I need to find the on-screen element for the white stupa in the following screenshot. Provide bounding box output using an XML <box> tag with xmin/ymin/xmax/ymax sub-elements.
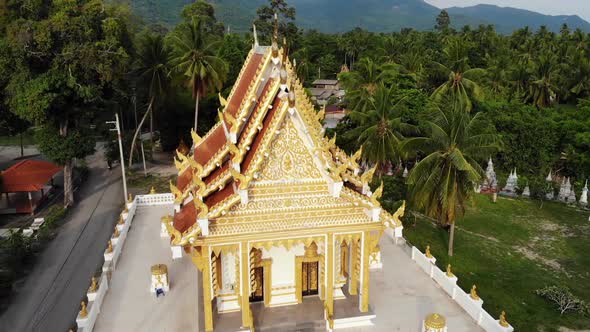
<box><xmin>580</xmin><ymin>180</ymin><xmax>588</xmax><ymax>207</ymax></box>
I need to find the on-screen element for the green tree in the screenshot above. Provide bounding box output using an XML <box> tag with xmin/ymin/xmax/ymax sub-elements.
<box><xmin>345</xmin><ymin>84</ymin><xmax>415</xmax><ymax>169</ymax></box>
<box><xmin>431</xmin><ymin>37</ymin><xmax>485</xmax><ymax>112</ymax></box>
<box><xmin>5</xmin><ymin>0</ymin><xmax>132</xmax><ymax>207</ymax></box>
<box><xmin>181</xmin><ymin>0</ymin><xmax>224</xmax><ymax>36</ymax></box>
<box><xmin>168</xmin><ymin>18</ymin><xmax>228</xmax><ymax>133</ymax></box>
<box><xmin>435</xmin><ymin>10</ymin><xmax>451</xmax><ymax>32</ymax></box>
<box><xmin>254</xmin><ymin>0</ymin><xmax>298</xmax><ymax>45</ymax></box>
<box><xmin>526</xmin><ymin>52</ymin><xmax>558</xmax><ymax>108</ymax></box>
<box><xmin>129</xmin><ymin>32</ymin><xmax>171</xmax><ymax>167</ymax></box>
<box><xmin>404</xmin><ymin>102</ymin><xmax>500</xmax><ymax>256</ymax></box>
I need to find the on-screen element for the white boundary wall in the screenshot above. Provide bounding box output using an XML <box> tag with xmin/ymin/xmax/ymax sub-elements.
<box><xmin>76</xmin><ymin>193</ymin><xmax>174</xmax><ymax>332</ymax></box>
<box><xmin>410</xmin><ymin>246</ymin><xmax>515</xmax><ymax>332</ymax></box>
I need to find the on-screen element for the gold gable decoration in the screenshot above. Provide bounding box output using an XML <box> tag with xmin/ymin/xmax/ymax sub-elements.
<box><xmin>258</xmin><ymin>117</ymin><xmax>322</xmax><ymax>181</ymax></box>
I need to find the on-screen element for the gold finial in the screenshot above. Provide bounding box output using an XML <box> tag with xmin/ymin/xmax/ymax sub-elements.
<box><xmin>288</xmin><ymin>90</ymin><xmax>296</xmax><ymax>108</ymax></box>
<box><xmin>127</xmin><ymin>193</ymin><xmax>133</xmax><ymax>203</ymax></box>
<box><xmin>107</xmin><ymin>240</ymin><xmax>113</xmax><ymax>253</ymax></box>
<box><xmin>79</xmin><ymin>301</ymin><xmax>88</xmax><ymax>318</ymax></box>
<box><xmin>149</xmin><ymin>186</ymin><xmax>156</xmax><ymax>195</ymax></box>
<box><xmin>425</xmin><ymin>245</ymin><xmax>433</xmax><ymax>258</ymax></box>
<box><xmin>113</xmin><ymin>226</ymin><xmax>119</xmax><ymax>238</ymax></box>
<box><xmin>470</xmin><ymin>285</ymin><xmax>480</xmax><ymax>300</ymax></box>
<box><xmin>424</xmin><ymin>313</ymin><xmax>446</xmax><ymax>329</ymax></box>
<box><xmin>304</xmin><ymin>242</ymin><xmax>319</xmax><ymax>258</ymax></box>
<box><xmin>89</xmin><ymin>277</ymin><xmax>98</xmax><ymax>292</ymax></box>
<box><xmin>273</xmin><ymin>12</ymin><xmax>279</xmax><ymax>42</ymax></box>
<box><xmin>446</xmin><ymin>264</ymin><xmax>454</xmax><ymax>277</ymax></box>
<box><xmin>191</xmin><ymin>128</ymin><xmax>202</xmax><ymax>146</ymax></box>
<box><xmin>499</xmin><ymin>310</ymin><xmax>509</xmax><ymax>327</ymax></box>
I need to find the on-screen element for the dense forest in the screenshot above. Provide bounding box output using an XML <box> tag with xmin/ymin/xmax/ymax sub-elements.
<box><xmin>1</xmin><ymin>0</ymin><xmax>589</xmax><ymax>206</ymax></box>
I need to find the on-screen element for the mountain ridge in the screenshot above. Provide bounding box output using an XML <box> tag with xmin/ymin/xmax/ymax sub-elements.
<box><xmin>128</xmin><ymin>0</ymin><xmax>590</xmax><ymax>34</ymax></box>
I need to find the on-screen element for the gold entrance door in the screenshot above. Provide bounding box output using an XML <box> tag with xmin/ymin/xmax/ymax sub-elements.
<box><xmin>302</xmin><ymin>261</ymin><xmax>319</xmax><ymax>296</ymax></box>
<box><xmin>250</xmin><ymin>266</ymin><xmax>264</xmax><ymax>302</ymax></box>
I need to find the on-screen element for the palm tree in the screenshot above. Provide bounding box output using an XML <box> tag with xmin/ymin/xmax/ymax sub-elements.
<box><xmin>404</xmin><ymin>102</ymin><xmax>500</xmax><ymax>256</ymax></box>
<box><xmin>345</xmin><ymin>84</ymin><xmax>415</xmax><ymax>170</ymax></box>
<box><xmin>431</xmin><ymin>37</ymin><xmax>485</xmax><ymax>112</ymax></box>
<box><xmin>129</xmin><ymin>33</ymin><xmax>171</xmax><ymax>167</ymax></box>
<box><xmin>168</xmin><ymin>18</ymin><xmax>228</xmax><ymax>132</ymax></box>
<box><xmin>339</xmin><ymin>58</ymin><xmax>399</xmax><ymax>113</ymax></box>
<box><xmin>526</xmin><ymin>52</ymin><xmax>558</xmax><ymax>108</ymax></box>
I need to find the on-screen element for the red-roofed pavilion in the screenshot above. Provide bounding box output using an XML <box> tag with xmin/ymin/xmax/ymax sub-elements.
<box><xmin>1</xmin><ymin>160</ymin><xmax>61</xmax><ymax>215</ymax></box>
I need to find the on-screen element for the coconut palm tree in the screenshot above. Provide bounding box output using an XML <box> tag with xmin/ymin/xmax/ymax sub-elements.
<box><xmin>526</xmin><ymin>52</ymin><xmax>558</xmax><ymax>108</ymax></box>
<box><xmin>168</xmin><ymin>18</ymin><xmax>228</xmax><ymax>132</ymax></box>
<box><xmin>431</xmin><ymin>37</ymin><xmax>485</xmax><ymax>112</ymax></box>
<box><xmin>128</xmin><ymin>33</ymin><xmax>171</xmax><ymax>167</ymax></box>
<box><xmin>403</xmin><ymin>102</ymin><xmax>500</xmax><ymax>256</ymax></box>
<box><xmin>345</xmin><ymin>84</ymin><xmax>415</xmax><ymax>169</ymax></box>
<box><xmin>339</xmin><ymin>58</ymin><xmax>399</xmax><ymax>113</ymax></box>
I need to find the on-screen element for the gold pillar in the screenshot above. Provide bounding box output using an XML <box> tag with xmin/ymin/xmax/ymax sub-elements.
<box><xmin>360</xmin><ymin>231</ymin><xmax>371</xmax><ymax>312</ymax></box>
<box><xmin>240</xmin><ymin>241</ymin><xmax>252</xmax><ymax>328</ymax></box>
<box><xmin>202</xmin><ymin>246</ymin><xmax>214</xmax><ymax>332</ymax></box>
<box><xmin>349</xmin><ymin>239</ymin><xmax>359</xmax><ymax>295</ymax></box>
<box><xmin>325</xmin><ymin>233</ymin><xmax>334</xmax><ymax>317</ymax></box>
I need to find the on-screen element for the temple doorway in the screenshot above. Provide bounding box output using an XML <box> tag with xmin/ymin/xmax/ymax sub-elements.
<box><xmin>302</xmin><ymin>261</ymin><xmax>319</xmax><ymax>296</ymax></box>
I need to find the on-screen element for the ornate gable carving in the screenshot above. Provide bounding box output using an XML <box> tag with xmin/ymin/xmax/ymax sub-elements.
<box><xmin>257</xmin><ymin>116</ymin><xmax>322</xmax><ymax>181</ymax></box>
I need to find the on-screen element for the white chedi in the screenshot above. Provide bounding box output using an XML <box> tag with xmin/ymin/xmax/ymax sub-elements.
<box><xmin>567</xmin><ymin>185</ymin><xmax>577</xmax><ymax>204</ymax></box>
<box><xmin>522</xmin><ymin>185</ymin><xmax>531</xmax><ymax>197</ymax></box>
<box><xmin>580</xmin><ymin>180</ymin><xmax>588</xmax><ymax>207</ymax></box>
<box><xmin>402</xmin><ymin>166</ymin><xmax>408</xmax><ymax>178</ymax></box>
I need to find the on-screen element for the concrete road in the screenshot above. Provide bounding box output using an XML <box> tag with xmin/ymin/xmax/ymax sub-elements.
<box><xmin>0</xmin><ymin>147</ymin><xmax>126</xmax><ymax>332</ymax></box>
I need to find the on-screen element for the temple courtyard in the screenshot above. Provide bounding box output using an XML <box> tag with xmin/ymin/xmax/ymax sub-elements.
<box><xmin>94</xmin><ymin>205</ymin><xmax>482</xmax><ymax>331</ymax></box>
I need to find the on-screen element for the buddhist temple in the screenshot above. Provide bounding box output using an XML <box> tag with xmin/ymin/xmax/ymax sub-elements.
<box><xmin>164</xmin><ymin>24</ymin><xmax>403</xmax><ymax>331</ymax></box>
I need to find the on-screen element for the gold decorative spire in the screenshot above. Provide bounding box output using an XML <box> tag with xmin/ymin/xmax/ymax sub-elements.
<box><xmin>304</xmin><ymin>242</ymin><xmax>319</xmax><ymax>258</ymax></box>
<box><xmin>107</xmin><ymin>240</ymin><xmax>113</xmax><ymax>253</ymax></box>
<box><xmin>89</xmin><ymin>277</ymin><xmax>98</xmax><ymax>292</ymax></box>
<box><xmin>273</xmin><ymin>12</ymin><xmax>279</xmax><ymax>43</ymax></box>
<box><xmin>191</xmin><ymin>128</ymin><xmax>202</xmax><ymax>146</ymax></box>
<box><xmin>118</xmin><ymin>215</ymin><xmax>124</xmax><ymax>225</ymax></box>
<box><xmin>149</xmin><ymin>186</ymin><xmax>156</xmax><ymax>195</ymax></box>
<box><xmin>499</xmin><ymin>310</ymin><xmax>509</xmax><ymax>327</ymax></box>
<box><xmin>425</xmin><ymin>245</ymin><xmax>433</xmax><ymax>258</ymax></box>
<box><xmin>446</xmin><ymin>264</ymin><xmax>454</xmax><ymax>277</ymax></box>
<box><xmin>470</xmin><ymin>285</ymin><xmax>480</xmax><ymax>300</ymax></box>
<box><xmin>79</xmin><ymin>301</ymin><xmax>88</xmax><ymax>318</ymax></box>
<box><xmin>113</xmin><ymin>226</ymin><xmax>119</xmax><ymax>238</ymax></box>
<box><xmin>218</xmin><ymin>92</ymin><xmax>228</xmax><ymax>107</ymax></box>
<box><xmin>370</xmin><ymin>181</ymin><xmax>384</xmax><ymax>206</ymax></box>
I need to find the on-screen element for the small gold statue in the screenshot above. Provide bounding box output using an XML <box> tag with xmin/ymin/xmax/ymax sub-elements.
<box><xmin>446</xmin><ymin>264</ymin><xmax>454</xmax><ymax>277</ymax></box>
<box><xmin>113</xmin><ymin>227</ymin><xmax>119</xmax><ymax>238</ymax></box>
<box><xmin>118</xmin><ymin>215</ymin><xmax>125</xmax><ymax>225</ymax></box>
<box><xmin>107</xmin><ymin>240</ymin><xmax>113</xmax><ymax>253</ymax></box>
<box><xmin>499</xmin><ymin>310</ymin><xmax>509</xmax><ymax>327</ymax></box>
<box><xmin>149</xmin><ymin>186</ymin><xmax>156</xmax><ymax>195</ymax></box>
<box><xmin>89</xmin><ymin>277</ymin><xmax>98</xmax><ymax>292</ymax></box>
<box><xmin>425</xmin><ymin>245</ymin><xmax>433</xmax><ymax>258</ymax></box>
<box><xmin>470</xmin><ymin>285</ymin><xmax>480</xmax><ymax>300</ymax></box>
<box><xmin>123</xmin><ymin>204</ymin><xmax>129</xmax><ymax>213</ymax></box>
<box><xmin>127</xmin><ymin>193</ymin><xmax>133</xmax><ymax>203</ymax></box>
<box><xmin>79</xmin><ymin>301</ymin><xmax>88</xmax><ymax>318</ymax></box>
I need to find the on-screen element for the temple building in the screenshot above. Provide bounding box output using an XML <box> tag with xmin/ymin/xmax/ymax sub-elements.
<box><xmin>164</xmin><ymin>27</ymin><xmax>403</xmax><ymax>331</ymax></box>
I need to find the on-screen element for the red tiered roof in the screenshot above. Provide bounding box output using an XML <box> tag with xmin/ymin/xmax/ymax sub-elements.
<box><xmin>1</xmin><ymin>160</ymin><xmax>61</xmax><ymax>193</ymax></box>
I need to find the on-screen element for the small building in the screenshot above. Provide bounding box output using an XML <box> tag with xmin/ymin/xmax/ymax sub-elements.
<box><xmin>0</xmin><ymin>159</ymin><xmax>61</xmax><ymax>215</ymax></box>
<box><xmin>309</xmin><ymin>79</ymin><xmax>346</xmax><ymax>106</ymax></box>
<box><xmin>324</xmin><ymin>104</ymin><xmax>347</xmax><ymax>129</ymax></box>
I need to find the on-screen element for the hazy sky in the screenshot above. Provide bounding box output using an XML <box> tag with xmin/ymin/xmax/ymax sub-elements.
<box><xmin>425</xmin><ymin>0</ymin><xmax>590</xmax><ymax>22</ymax></box>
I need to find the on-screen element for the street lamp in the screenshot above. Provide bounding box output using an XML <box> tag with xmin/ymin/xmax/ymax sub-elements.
<box><xmin>106</xmin><ymin>113</ymin><xmax>128</xmax><ymax>202</ymax></box>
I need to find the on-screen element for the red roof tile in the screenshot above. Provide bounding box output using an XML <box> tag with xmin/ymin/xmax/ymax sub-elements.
<box><xmin>204</xmin><ymin>183</ymin><xmax>235</xmax><ymax>209</ymax></box>
<box><xmin>242</xmin><ymin>95</ymin><xmax>282</xmax><ymax>173</ymax></box>
<box><xmin>173</xmin><ymin>201</ymin><xmax>197</xmax><ymax>233</ymax></box>
<box><xmin>1</xmin><ymin>160</ymin><xmax>61</xmax><ymax>193</ymax></box>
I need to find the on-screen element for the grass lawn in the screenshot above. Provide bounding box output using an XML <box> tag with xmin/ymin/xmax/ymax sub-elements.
<box><xmin>403</xmin><ymin>194</ymin><xmax>590</xmax><ymax>332</ymax></box>
<box><xmin>126</xmin><ymin>170</ymin><xmax>175</xmax><ymax>194</ymax></box>
<box><xmin>0</xmin><ymin>130</ymin><xmax>35</xmax><ymax>146</ymax></box>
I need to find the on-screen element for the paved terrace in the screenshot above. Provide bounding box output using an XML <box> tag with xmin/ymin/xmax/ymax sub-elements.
<box><xmin>94</xmin><ymin>204</ymin><xmax>482</xmax><ymax>332</ymax></box>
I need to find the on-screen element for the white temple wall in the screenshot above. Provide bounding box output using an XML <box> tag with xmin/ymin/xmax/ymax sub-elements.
<box><xmin>221</xmin><ymin>252</ymin><xmax>236</xmax><ymax>291</ymax></box>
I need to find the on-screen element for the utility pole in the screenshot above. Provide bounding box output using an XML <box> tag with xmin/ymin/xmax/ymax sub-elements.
<box><xmin>106</xmin><ymin>113</ymin><xmax>128</xmax><ymax>202</ymax></box>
